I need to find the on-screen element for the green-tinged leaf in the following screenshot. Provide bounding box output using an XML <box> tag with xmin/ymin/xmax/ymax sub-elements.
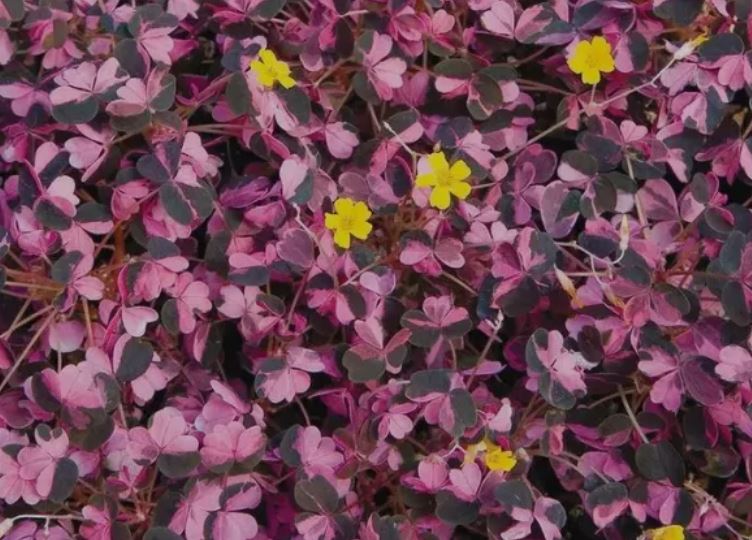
<box><xmin>35</xmin><ymin>199</ymin><xmax>72</xmax><ymax>231</ymax></box>
<box><xmin>342</xmin><ymin>350</ymin><xmax>385</xmax><ymax>382</ymax></box>
<box><xmin>294</xmin><ymin>475</ymin><xmax>340</xmax><ymax>513</ymax></box>
<box><xmin>116</xmin><ymin>338</ymin><xmax>153</xmax><ymax>383</ymax></box>
<box><xmin>226</xmin><ymin>72</ymin><xmax>252</xmax><ymax>116</ymax></box>
<box><xmin>52</xmin><ymin>97</ymin><xmax>98</xmax><ymax>125</ymax></box>
<box><xmin>719</xmin><ymin>231</ymin><xmax>745</xmax><ymax>273</ymax></box>
<box><xmin>157</xmin><ymin>452</ymin><xmax>200</xmax><ymax>478</ymax></box>
<box><xmin>435</xmin><ymin>491</ymin><xmax>479</xmax><ymax>525</ymax></box>
<box><xmin>159</xmin><ymin>183</ymin><xmax>193</xmax><ymax>225</ymax></box>
<box><xmin>161</xmin><ymin>299</ymin><xmax>180</xmax><ymax>335</ymax></box>
<box><xmin>151</xmin><ymin>74</ymin><xmax>176</xmax><ymax>112</ymax></box>
<box><xmin>229</xmin><ymin>266</ymin><xmax>269</xmax><ymax>286</ymax></box>
<box><xmin>434</xmin><ymin>59</ymin><xmax>474</xmax><ymax>79</ymax></box>
<box><xmin>114</xmin><ymin>38</ymin><xmax>146</xmax><ymax>78</ymax></box>
<box><xmin>405</xmin><ymin>370</ymin><xmax>451</xmax><ymax>399</ymax></box>
<box><xmin>449</xmin><ymin>388</ymin><xmax>477</xmax><ymax>436</ymax></box>
<box><xmin>278</xmin><ymin>86</ymin><xmax>311</xmax><ymax>124</ymax></box>
<box><xmin>635</xmin><ymin>441</ymin><xmax>685</xmax><ymax>486</ymax></box>
<box><xmin>49</xmin><ymin>457</ymin><xmax>78</xmax><ymax>503</ymax></box>
<box><xmin>494</xmin><ymin>479</ymin><xmax>533</xmax><ymax>511</ymax></box>
<box><xmin>279</xmin><ymin>425</ymin><xmax>303</xmax><ymax>467</ymax></box>
<box><xmin>722</xmin><ymin>281</ymin><xmax>751</xmax><ymax>326</ymax></box>
<box><xmin>51</xmin><ymin>251</ymin><xmax>84</xmax><ymax>283</ymax></box>
<box><xmin>144</xmin><ymin>528</ymin><xmax>183</xmax><ymax>540</ymax></box>
<box><xmin>252</xmin><ymin>0</ymin><xmax>287</xmax><ymax>18</ymax></box>
<box><xmin>2</xmin><ymin>0</ymin><xmax>24</xmax><ymax>21</ymax></box>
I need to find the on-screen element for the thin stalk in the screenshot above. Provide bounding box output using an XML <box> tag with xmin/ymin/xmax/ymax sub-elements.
<box><xmin>82</xmin><ymin>298</ymin><xmax>94</xmax><ymax>347</ymax></box>
<box><xmin>1</xmin><ymin>304</ymin><xmax>53</xmax><ymax>340</ymax></box>
<box><xmin>466</xmin><ymin>311</ymin><xmax>505</xmax><ymax>388</ymax></box>
<box><xmin>440</xmin><ymin>271</ymin><xmax>476</xmax><ymax>295</ymax></box>
<box><xmin>0</xmin><ymin>311</ymin><xmax>56</xmax><ymax>393</ymax></box>
<box><xmin>619</xmin><ymin>385</ymin><xmax>648</xmax><ymax>443</ymax></box>
<box><xmin>2</xmin><ymin>298</ymin><xmax>31</xmax><ymax>339</ymax></box>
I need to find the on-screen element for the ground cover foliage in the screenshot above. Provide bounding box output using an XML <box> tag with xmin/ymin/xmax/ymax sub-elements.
<box><xmin>0</xmin><ymin>0</ymin><xmax>752</xmax><ymax>539</ymax></box>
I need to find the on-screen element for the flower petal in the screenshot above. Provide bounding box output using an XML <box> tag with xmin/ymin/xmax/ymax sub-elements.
<box><xmin>259</xmin><ymin>49</ymin><xmax>277</xmax><ymax>65</ymax></box>
<box><xmin>324</xmin><ymin>213</ymin><xmax>340</xmax><ymax>230</ymax></box>
<box><xmin>485</xmin><ymin>449</ymin><xmax>516</xmax><ymax>472</ymax></box>
<box><xmin>567</xmin><ymin>41</ymin><xmax>591</xmax><ymax>74</ymax></box>
<box><xmin>334</xmin><ymin>228</ymin><xmax>351</xmax><ymax>249</ymax></box>
<box><xmin>450</xmin><ymin>160</ymin><xmax>471</xmax><ymax>181</ymax></box>
<box><xmin>334</xmin><ymin>197</ymin><xmax>355</xmax><ymax>215</ymax></box>
<box><xmin>449</xmin><ymin>181</ymin><xmax>471</xmax><ymax>200</ymax></box>
<box><xmin>251</xmin><ymin>62</ymin><xmax>275</xmax><ymax>87</ymax></box>
<box><xmin>581</xmin><ymin>68</ymin><xmax>601</xmax><ymax>85</ymax></box>
<box><xmin>590</xmin><ymin>36</ymin><xmax>612</xmax><ymax>57</ymax></box>
<box><xmin>278</xmin><ymin>74</ymin><xmax>296</xmax><ymax>89</ymax></box>
<box><xmin>416</xmin><ymin>172</ymin><xmax>438</xmax><ymax>187</ymax></box>
<box><xmin>352</xmin><ymin>201</ymin><xmax>372</xmax><ymax>222</ymax></box>
<box><xmin>430</xmin><ymin>186</ymin><xmax>451</xmax><ymax>209</ymax></box>
<box><xmin>596</xmin><ymin>55</ymin><xmax>615</xmax><ymax>73</ymax></box>
<box><xmin>427</xmin><ymin>151</ymin><xmax>449</xmax><ymax>173</ymax></box>
<box><xmin>350</xmin><ymin>221</ymin><xmax>372</xmax><ymax>240</ymax></box>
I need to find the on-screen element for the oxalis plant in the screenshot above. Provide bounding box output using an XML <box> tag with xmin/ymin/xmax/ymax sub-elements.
<box><xmin>0</xmin><ymin>0</ymin><xmax>752</xmax><ymax>539</ymax></box>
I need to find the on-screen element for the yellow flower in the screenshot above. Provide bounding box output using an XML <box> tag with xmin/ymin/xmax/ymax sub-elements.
<box><xmin>250</xmin><ymin>48</ymin><xmax>296</xmax><ymax>89</ymax></box>
<box><xmin>325</xmin><ymin>197</ymin><xmax>373</xmax><ymax>249</ymax></box>
<box><xmin>465</xmin><ymin>439</ymin><xmax>517</xmax><ymax>472</ymax></box>
<box><xmin>415</xmin><ymin>151</ymin><xmax>472</xmax><ymax>210</ymax></box>
<box><xmin>464</xmin><ymin>440</ymin><xmax>488</xmax><ymax>464</ymax></box>
<box><xmin>567</xmin><ymin>36</ymin><xmax>615</xmax><ymax>85</ymax></box>
<box><xmin>691</xmin><ymin>33</ymin><xmax>709</xmax><ymax>47</ymax></box>
<box><xmin>485</xmin><ymin>448</ymin><xmax>517</xmax><ymax>472</ymax></box>
<box><xmin>649</xmin><ymin>525</ymin><xmax>684</xmax><ymax>540</ymax></box>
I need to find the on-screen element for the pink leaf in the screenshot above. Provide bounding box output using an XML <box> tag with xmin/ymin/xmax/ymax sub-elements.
<box><xmin>717</xmin><ymin>345</ymin><xmax>752</xmax><ymax>383</ymax></box>
<box><xmin>325</xmin><ymin>122</ymin><xmax>359</xmax><ymax>159</ymax></box>
<box><xmin>417</xmin><ymin>454</ymin><xmax>448</xmax><ymax>490</ymax></box>
<box><xmin>481</xmin><ymin>1</ymin><xmax>515</xmax><ymax>39</ymax></box>
<box><xmin>121</xmin><ymin>306</ymin><xmax>159</xmax><ymax>337</ymax></box>
<box><xmin>48</xmin><ymin>321</ymin><xmax>85</xmax><ymax>353</ymax></box>
<box><xmin>279</xmin><ymin>157</ymin><xmax>310</xmax><ymax>201</ymax></box>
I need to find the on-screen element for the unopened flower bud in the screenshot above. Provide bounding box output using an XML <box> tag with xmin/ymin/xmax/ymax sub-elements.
<box><xmin>0</xmin><ymin>518</ymin><xmax>15</xmax><ymax>537</ymax></box>
<box><xmin>619</xmin><ymin>214</ymin><xmax>630</xmax><ymax>252</ymax></box>
<box><xmin>555</xmin><ymin>266</ymin><xmax>577</xmax><ymax>299</ymax></box>
<box><xmin>673</xmin><ymin>33</ymin><xmax>708</xmax><ymax>60</ymax></box>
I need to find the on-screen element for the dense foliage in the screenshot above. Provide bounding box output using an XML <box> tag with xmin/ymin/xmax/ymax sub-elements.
<box><xmin>1</xmin><ymin>0</ymin><xmax>752</xmax><ymax>539</ymax></box>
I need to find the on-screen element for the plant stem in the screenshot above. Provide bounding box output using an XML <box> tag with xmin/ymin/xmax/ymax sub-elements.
<box><xmin>1</xmin><ymin>297</ymin><xmax>31</xmax><ymax>339</ymax></box>
<box><xmin>1</xmin><ymin>304</ymin><xmax>54</xmax><ymax>341</ymax></box>
<box><xmin>0</xmin><ymin>310</ymin><xmax>56</xmax><ymax>393</ymax></box>
<box><xmin>619</xmin><ymin>385</ymin><xmax>648</xmax><ymax>444</ymax></box>
<box><xmin>295</xmin><ymin>396</ymin><xmax>311</xmax><ymax>426</ymax></box>
<box><xmin>466</xmin><ymin>311</ymin><xmax>505</xmax><ymax>388</ymax></box>
<box><xmin>440</xmin><ymin>271</ymin><xmax>476</xmax><ymax>295</ymax></box>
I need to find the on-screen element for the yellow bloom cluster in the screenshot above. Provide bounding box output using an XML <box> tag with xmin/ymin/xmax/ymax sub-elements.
<box><xmin>649</xmin><ymin>525</ymin><xmax>684</xmax><ymax>540</ymax></box>
<box><xmin>250</xmin><ymin>48</ymin><xmax>296</xmax><ymax>89</ymax></box>
<box><xmin>466</xmin><ymin>439</ymin><xmax>517</xmax><ymax>472</ymax></box>
<box><xmin>416</xmin><ymin>151</ymin><xmax>472</xmax><ymax>210</ymax></box>
<box><xmin>567</xmin><ymin>36</ymin><xmax>615</xmax><ymax>85</ymax></box>
<box><xmin>325</xmin><ymin>197</ymin><xmax>373</xmax><ymax>249</ymax></box>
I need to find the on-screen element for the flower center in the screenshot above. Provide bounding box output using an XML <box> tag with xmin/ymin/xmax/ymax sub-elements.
<box><xmin>338</xmin><ymin>214</ymin><xmax>354</xmax><ymax>232</ymax></box>
<box><xmin>266</xmin><ymin>63</ymin><xmax>281</xmax><ymax>79</ymax></box>
<box><xmin>584</xmin><ymin>51</ymin><xmax>600</xmax><ymax>69</ymax></box>
<box><xmin>436</xmin><ymin>169</ymin><xmax>453</xmax><ymax>187</ymax></box>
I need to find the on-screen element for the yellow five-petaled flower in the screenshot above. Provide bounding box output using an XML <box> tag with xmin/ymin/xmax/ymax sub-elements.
<box><xmin>649</xmin><ymin>525</ymin><xmax>684</xmax><ymax>540</ymax></box>
<box><xmin>250</xmin><ymin>48</ymin><xmax>296</xmax><ymax>89</ymax></box>
<box><xmin>465</xmin><ymin>439</ymin><xmax>517</xmax><ymax>473</ymax></box>
<box><xmin>416</xmin><ymin>151</ymin><xmax>472</xmax><ymax>210</ymax></box>
<box><xmin>325</xmin><ymin>197</ymin><xmax>373</xmax><ymax>249</ymax></box>
<box><xmin>485</xmin><ymin>447</ymin><xmax>517</xmax><ymax>472</ymax></box>
<box><xmin>567</xmin><ymin>36</ymin><xmax>615</xmax><ymax>85</ymax></box>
